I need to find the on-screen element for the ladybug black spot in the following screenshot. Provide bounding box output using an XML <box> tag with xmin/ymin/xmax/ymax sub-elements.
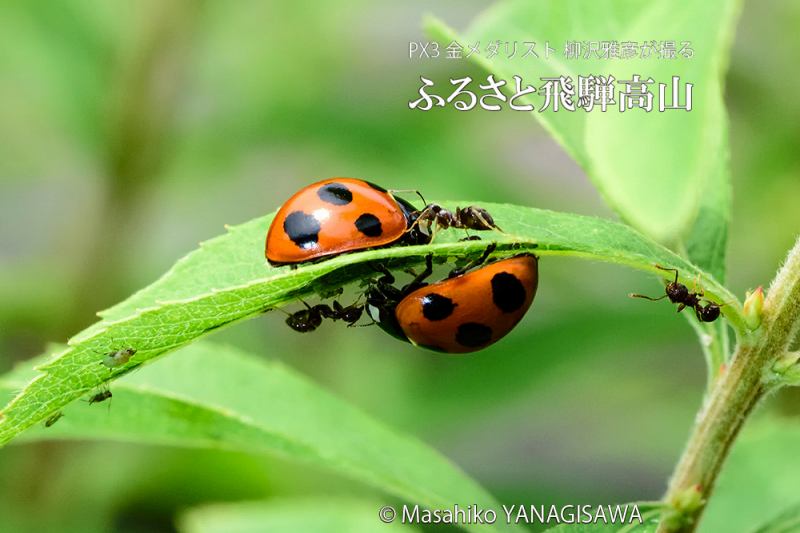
<box><xmin>421</xmin><ymin>293</ymin><xmax>456</xmax><ymax>321</ymax></box>
<box><xmin>284</xmin><ymin>211</ymin><xmax>321</xmax><ymax>250</ymax></box>
<box><xmin>355</xmin><ymin>213</ymin><xmax>383</xmax><ymax>237</ymax></box>
<box><xmin>491</xmin><ymin>272</ymin><xmax>526</xmax><ymax>313</ymax></box>
<box><xmin>317</xmin><ymin>183</ymin><xmax>353</xmax><ymax>205</ymax></box>
<box><xmin>455</xmin><ymin>322</ymin><xmax>492</xmax><ymax>348</ymax></box>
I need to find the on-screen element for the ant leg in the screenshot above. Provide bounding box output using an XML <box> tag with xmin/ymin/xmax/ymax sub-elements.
<box><xmin>370</xmin><ymin>263</ymin><xmax>396</xmax><ymax>285</ymax></box>
<box><xmin>404</xmin><ymin>204</ymin><xmax>436</xmax><ymax>237</ymax></box>
<box><xmin>404</xmin><ymin>214</ymin><xmax>423</xmax><ymax>235</ymax></box>
<box><xmin>428</xmin><ymin>220</ymin><xmax>439</xmax><ymax>243</ymax></box>
<box><xmin>448</xmin><ymin>243</ymin><xmax>497</xmax><ymax>278</ymax></box>
<box><xmin>408</xmin><ymin>254</ymin><xmax>434</xmax><ymax>288</ymax></box>
<box><xmin>692</xmin><ymin>275</ymin><xmax>705</xmax><ymax>298</ymax></box>
<box><xmin>654</xmin><ymin>264</ymin><xmax>680</xmax><ymax>285</ymax></box>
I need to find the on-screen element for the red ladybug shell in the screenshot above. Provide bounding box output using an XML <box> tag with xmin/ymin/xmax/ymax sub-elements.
<box><xmin>395</xmin><ymin>255</ymin><xmax>538</xmax><ymax>353</ymax></box>
<box><xmin>266</xmin><ymin>178</ymin><xmax>412</xmax><ymax>265</ymax></box>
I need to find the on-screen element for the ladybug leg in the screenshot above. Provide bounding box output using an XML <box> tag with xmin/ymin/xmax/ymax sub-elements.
<box><xmin>448</xmin><ymin>243</ymin><xmax>497</xmax><ymax>278</ymax></box>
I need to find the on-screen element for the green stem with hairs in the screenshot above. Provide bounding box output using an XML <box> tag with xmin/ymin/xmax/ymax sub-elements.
<box><xmin>659</xmin><ymin>237</ymin><xmax>800</xmax><ymax>532</ymax></box>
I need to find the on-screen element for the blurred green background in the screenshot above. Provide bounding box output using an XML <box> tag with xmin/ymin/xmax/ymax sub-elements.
<box><xmin>0</xmin><ymin>1</ymin><xmax>798</xmax><ymax>532</ymax></box>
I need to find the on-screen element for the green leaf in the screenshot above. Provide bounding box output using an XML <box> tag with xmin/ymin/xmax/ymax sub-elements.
<box><xmin>0</xmin><ymin>203</ymin><xmax>745</xmax><ymax>445</ymax></box>
<box><xmin>179</xmin><ymin>498</ymin><xmax>420</xmax><ymax>533</ymax></box>
<box><xmin>752</xmin><ymin>502</ymin><xmax>800</xmax><ymax>533</ymax></box>
<box><xmin>426</xmin><ymin>0</ymin><xmax>741</xmax><ymax>244</ymax></box>
<box><xmin>700</xmin><ymin>418</ymin><xmax>800</xmax><ymax>533</ymax></box>
<box><xmin>2</xmin><ymin>342</ymin><xmax>513</xmax><ymax>533</ymax></box>
<box><xmin>682</xmin><ymin>129</ymin><xmax>732</xmax><ymax>283</ymax></box>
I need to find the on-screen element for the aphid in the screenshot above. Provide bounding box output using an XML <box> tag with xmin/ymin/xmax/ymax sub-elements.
<box><xmin>44</xmin><ymin>411</ymin><xmax>63</xmax><ymax>427</ymax></box>
<box><xmin>629</xmin><ymin>265</ymin><xmax>722</xmax><ymax>323</ymax></box>
<box><xmin>285</xmin><ymin>300</ymin><xmax>364</xmax><ymax>333</ymax></box>
<box><xmin>365</xmin><ymin>244</ymin><xmax>539</xmax><ymax>353</ymax></box>
<box><xmin>101</xmin><ymin>347</ymin><xmax>137</xmax><ymax>369</ymax></box>
<box><xmin>265</xmin><ymin>178</ymin><xmax>430</xmax><ymax>265</ymax></box>
<box><xmin>88</xmin><ymin>389</ymin><xmax>113</xmax><ymax>405</ymax></box>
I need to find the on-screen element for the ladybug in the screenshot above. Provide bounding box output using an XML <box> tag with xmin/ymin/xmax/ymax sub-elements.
<box><xmin>266</xmin><ymin>178</ymin><xmax>430</xmax><ymax>265</ymax></box>
<box><xmin>366</xmin><ymin>245</ymin><xmax>539</xmax><ymax>353</ymax></box>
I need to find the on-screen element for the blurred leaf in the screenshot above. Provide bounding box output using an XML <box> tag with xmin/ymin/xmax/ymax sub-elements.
<box><xmin>0</xmin><ymin>203</ymin><xmax>744</xmax><ymax>445</ymax></box>
<box><xmin>699</xmin><ymin>417</ymin><xmax>800</xmax><ymax>532</ymax></box>
<box><xmin>752</xmin><ymin>501</ymin><xmax>800</xmax><ymax>533</ymax></box>
<box><xmin>2</xmin><ymin>342</ymin><xmax>515</xmax><ymax>533</ymax></box>
<box><xmin>427</xmin><ymin>0</ymin><xmax>741</xmax><ymax>244</ymax></box>
<box><xmin>683</xmin><ymin>135</ymin><xmax>732</xmax><ymax>282</ymax></box>
<box><xmin>179</xmin><ymin>498</ymin><xmax>418</xmax><ymax>533</ymax></box>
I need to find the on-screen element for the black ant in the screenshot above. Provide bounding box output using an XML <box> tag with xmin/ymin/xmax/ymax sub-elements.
<box><xmin>411</xmin><ymin>204</ymin><xmax>502</xmax><ymax>239</ymax></box>
<box><xmin>284</xmin><ymin>300</ymin><xmax>364</xmax><ymax>333</ymax></box>
<box><xmin>630</xmin><ymin>265</ymin><xmax>722</xmax><ymax>323</ymax></box>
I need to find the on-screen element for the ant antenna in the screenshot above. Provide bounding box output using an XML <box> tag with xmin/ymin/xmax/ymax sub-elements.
<box><xmin>654</xmin><ymin>264</ymin><xmax>680</xmax><ymax>285</ymax></box>
<box><xmin>629</xmin><ymin>293</ymin><xmax>668</xmax><ymax>302</ymax></box>
<box><xmin>389</xmin><ymin>188</ymin><xmax>427</xmax><ymax>205</ymax></box>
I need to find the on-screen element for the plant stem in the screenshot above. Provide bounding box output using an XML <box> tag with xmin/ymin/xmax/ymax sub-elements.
<box><xmin>659</xmin><ymin>237</ymin><xmax>800</xmax><ymax>533</ymax></box>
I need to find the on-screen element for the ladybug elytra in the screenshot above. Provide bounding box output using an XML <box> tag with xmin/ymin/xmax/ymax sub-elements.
<box><xmin>365</xmin><ymin>245</ymin><xmax>539</xmax><ymax>353</ymax></box>
<box><xmin>266</xmin><ymin>178</ymin><xmax>429</xmax><ymax>265</ymax></box>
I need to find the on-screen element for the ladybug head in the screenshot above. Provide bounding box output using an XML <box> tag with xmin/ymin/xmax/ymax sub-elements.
<box><xmin>394</xmin><ymin>196</ymin><xmax>432</xmax><ymax>246</ymax></box>
<box><xmin>364</xmin><ymin>278</ymin><xmax>410</xmax><ymax>343</ymax></box>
